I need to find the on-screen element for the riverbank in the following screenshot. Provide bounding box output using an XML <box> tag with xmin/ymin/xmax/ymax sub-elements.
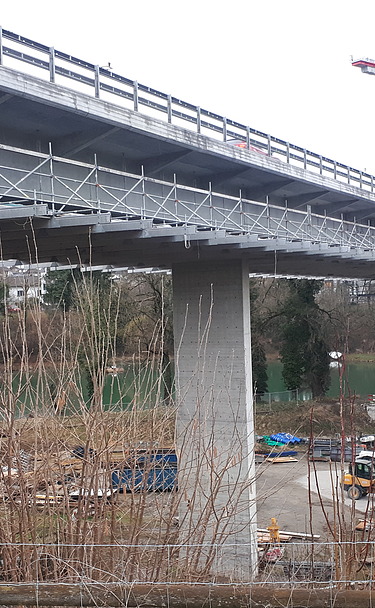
<box><xmin>256</xmin><ymin>397</ymin><xmax>373</xmax><ymax>437</ymax></box>
<box><xmin>345</xmin><ymin>352</ymin><xmax>375</xmax><ymax>363</ymax></box>
<box><xmin>11</xmin><ymin>396</ymin><xmax>373</xmax><ymax>457</ymax></box>
<box><xmin>267</xmin><ymin>351</ymin><xmax>375</xmax><ymax>363</ymax></box>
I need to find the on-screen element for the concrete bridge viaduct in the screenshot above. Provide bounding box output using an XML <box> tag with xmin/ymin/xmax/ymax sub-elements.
<box><xmin>1</xmin><ymin>28</ymin><xmax>375</xmax><ymax>579</ymax></box>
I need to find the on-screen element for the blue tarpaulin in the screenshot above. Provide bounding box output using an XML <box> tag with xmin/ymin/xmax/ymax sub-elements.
<box><xmin>269</xmin><ymin>433</ymin><xmax>302</xmax><ymax>444</ymax></box>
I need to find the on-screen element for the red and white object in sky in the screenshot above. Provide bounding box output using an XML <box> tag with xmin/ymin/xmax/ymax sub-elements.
<box><xmin>352</xmin><ymin>58</ymin><xmax>375</xmax><ymax>76</ymax></box>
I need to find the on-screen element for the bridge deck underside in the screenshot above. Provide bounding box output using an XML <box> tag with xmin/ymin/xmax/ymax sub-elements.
<box><xmin>0</xmin><ymin>206</ymin><xmax>373</xmax><ymax>279</ymax></box>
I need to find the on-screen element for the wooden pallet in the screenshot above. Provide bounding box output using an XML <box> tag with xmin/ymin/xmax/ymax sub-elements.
<box><xmin>265</xmin><ymin>456</ymin><xmax>299</xmax><ymax>463</ymax></box>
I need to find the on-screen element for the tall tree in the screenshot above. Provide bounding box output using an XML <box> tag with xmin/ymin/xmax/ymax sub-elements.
<box><xmin>249</xmin><ymin>279</ymin><xmax>268</xmax><ymax>396</ymax></box>
<box><xmin>280</xmin><ymin>279</ymin><xmax>330</xmax><ymax>397</ymax></box>
<box><xmin>75</xmin><ymin>271</ymin><xmax>116</xmax><ymax>406</ymax></box>
<box><xmin>0</xmin><ymin>282</ymin><xmax>8</xmax><ymax>315</ymax></box>
<box><xmin>136</xmin><ymin>274</ymin><xmax>174</xmax><ymax>404</ymax></box>
<box><xmin>45</xmin><ymin>268</ymin><xmax>120</xmax><ymax>406</ymax></box>
<box><xmin>43</xmin><ymin>268</ymin><xmax>82</xmax><ymax>311</ymax></box>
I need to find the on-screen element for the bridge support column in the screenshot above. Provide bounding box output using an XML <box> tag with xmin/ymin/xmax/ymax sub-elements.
<box><xmin>172</xmin><ymin>259</ymin><xmax>257</xmax><ymax>581</ymax></box>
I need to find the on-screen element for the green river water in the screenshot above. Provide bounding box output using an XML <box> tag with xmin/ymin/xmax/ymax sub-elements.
<box><xmin>266</xmin><ymin>360</ymin><xmax>375</xmax><ymax>401</ymax></box>
<box><xmin>86</xmin><ymin>360</ymin><xmax>375</xmax><ymax>405</ymax></box>
<box><xmin>7</xmin><ymin>360</ymin><xmax>375</xmax><ymax>414</ymax></box>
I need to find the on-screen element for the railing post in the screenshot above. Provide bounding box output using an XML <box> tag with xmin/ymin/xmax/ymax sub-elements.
<box><xmin>286</xmin><ymin>142</ymin><xmax>290</xmax><ymax>163</ymax></box>
<box><xmin>209</xmin><ymin>181</ymin><xmax>213</xmax><ymax>224</ymax></box>
<box><xmin>141</xmin><ymin>165</ymin><xmax>146</xmax><ymax>218</ymax></box>
<box><xmin>246</xmin><ymin>126</ymin><xmax>251</xmax><ymax>150</ymax></box>
<box><xmin>223</xmin><ymin>117</ymin><xmax>227</xmax><ymax>142</ymax></box>
<box><xmin>267</xmin><ymin>134</ymin><xmax>271</xmax><ymax>156</ymax></box>
<box><xmin>167</xmin><ymin>94</ymin><xmax>172</xmax><ymax>123</ymax></box>
<box><xmin>303</xmin><ymin>149</ymin><xmax>307</xmax><ymax>170</ymax></box>
<box><xmin>284</xmin><ymin>199</ymin><xmax>288</xmax><ymax>236</ymax></box>
<box><xmin>196</xmin><ymin>106</ymin><xmax>201</xmax><ymax>134</ymax></box>
<box><xmin>94</xmin><ymin>153</ymin><xmax>100</xmax><ymax>213</ymax></box>
<box><xmin>340</xmin><ymin>213</ymin><xmax>344</xmax><ymax>245</ymax></box>
<box><xmin>307</xmin><ymin>205</ymin><xmax>312</xmax><ymax>238</ymax></box>
<box><xmin>239</xmin><ymin>188</ymin><xmax>243</xmax><ymax>230</ymax></box>
<box><xmin>48</xmin><ymin>142</ymin><xmax>55</xmax><ymax>214</ymax></box>
<box><xmin>0</xmin><ymin>26</ymin><xmax>3</xmax><ymax>66</ymax></box>
<box><xmin>133</xmin><ymin>81</ymin><xmax>139</xmax><ymax>112</ymax></box>
<box><xmin>333</xmin><ymin>160</ymin><xmax>337</xmax><ymax>179</ymax></box>
<box><xmin>94</xmin><ymin>65</ymin><xmax>100</xmax><ymax>98</ymax></box>
<box><xmin>49</xmin><ymin>47</ymin><xmax>55</xmax><ymax>83</ymax></box>
<box><xmin>319</xmin><ymin>155</ymin><xmax>323</xmax><ymax>175</ymax></box>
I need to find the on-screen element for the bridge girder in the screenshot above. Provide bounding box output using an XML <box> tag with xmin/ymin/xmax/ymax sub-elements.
<box><xmin>1</xmin><ymin>64</ymin><xmax>375</xmax><ymax>226</ymax></box>
<box><xmin>0</xmin><ymin>204</ymin><xmax>374</xmax><ymax>278</ymax></box>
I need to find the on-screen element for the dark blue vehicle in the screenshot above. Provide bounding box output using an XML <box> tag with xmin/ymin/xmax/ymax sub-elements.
<box><xmin>111</xmin><ymin>449</ymin><xmax>177</xmax><ymax>493</ymax></box>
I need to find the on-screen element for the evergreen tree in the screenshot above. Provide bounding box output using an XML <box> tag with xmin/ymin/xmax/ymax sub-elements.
<box><xmin>44</xmin><ymin>268</ymin><xmax>112</xmax><ymax>311</ymax></box>
<box><xmin>45</xmin><ymin>268</ymin><xmax>119</xmax><ymax>406</ymax></box>
<box><xmin>280</xmin><ymin>279</ymin><xmax>330</xmax><ymax>397</ymax></box>
<box><xmin>252</xmin><ymin>341</ymin><xmax>268</xmax><ymax>396</ymax></box>
<box><xmin>43</xmin><ymin>268</ymin><xmax>82</xmax><ymax>310</ymax></box>
<box><xmin>0</xmin><ymin>282</ymin><xmax>8</xmax><ymax>315</ymax></box>
<box><xmin>133</xmin><ymin>274</ymin><xmax>174</xmax><ymax>404</ymax></box>
<box><xmin>75</xmin><ymin>271</ymin><xmax>115</xmax><ymax>406</ymax></box>
<box><xmin>249</xmin><ymin>279</ymin><xmax>268</xmax><ymax>396</ymax></box>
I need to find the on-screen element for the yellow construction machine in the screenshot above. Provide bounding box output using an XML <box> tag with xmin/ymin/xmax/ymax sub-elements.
<box><xmin>343</xmin><ymin>458</ymin><xmax>375</xmax><ymax>500</ymax></box>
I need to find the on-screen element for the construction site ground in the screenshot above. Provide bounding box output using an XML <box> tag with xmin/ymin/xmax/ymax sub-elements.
<box><xmin>256</xmin><ymin>452</ymin><xmax>367</xmax><ymax>540</ymax></box>
<box><xmin>10</xmin><ymin>405</ymin><xmax>374</xmax><ymax>545</ymax></box>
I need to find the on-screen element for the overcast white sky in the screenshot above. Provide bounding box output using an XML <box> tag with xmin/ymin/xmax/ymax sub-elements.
<box><xmin>2</xmin><ymin>0</ymin><xmax>375</xmax><ymax>172</ymax></box>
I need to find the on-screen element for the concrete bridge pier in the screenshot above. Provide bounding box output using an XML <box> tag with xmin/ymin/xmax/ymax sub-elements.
<box><xmin>172</xmin><ymin>259</ymin><xmax>258</xmax><ymax>580</ymax></box>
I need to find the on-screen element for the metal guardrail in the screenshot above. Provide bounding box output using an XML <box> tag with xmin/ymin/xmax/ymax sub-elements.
<box><xmin>0</xmin><ymin>27</ymin><xmax>374</xmax><ymax>195</ymax></box>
